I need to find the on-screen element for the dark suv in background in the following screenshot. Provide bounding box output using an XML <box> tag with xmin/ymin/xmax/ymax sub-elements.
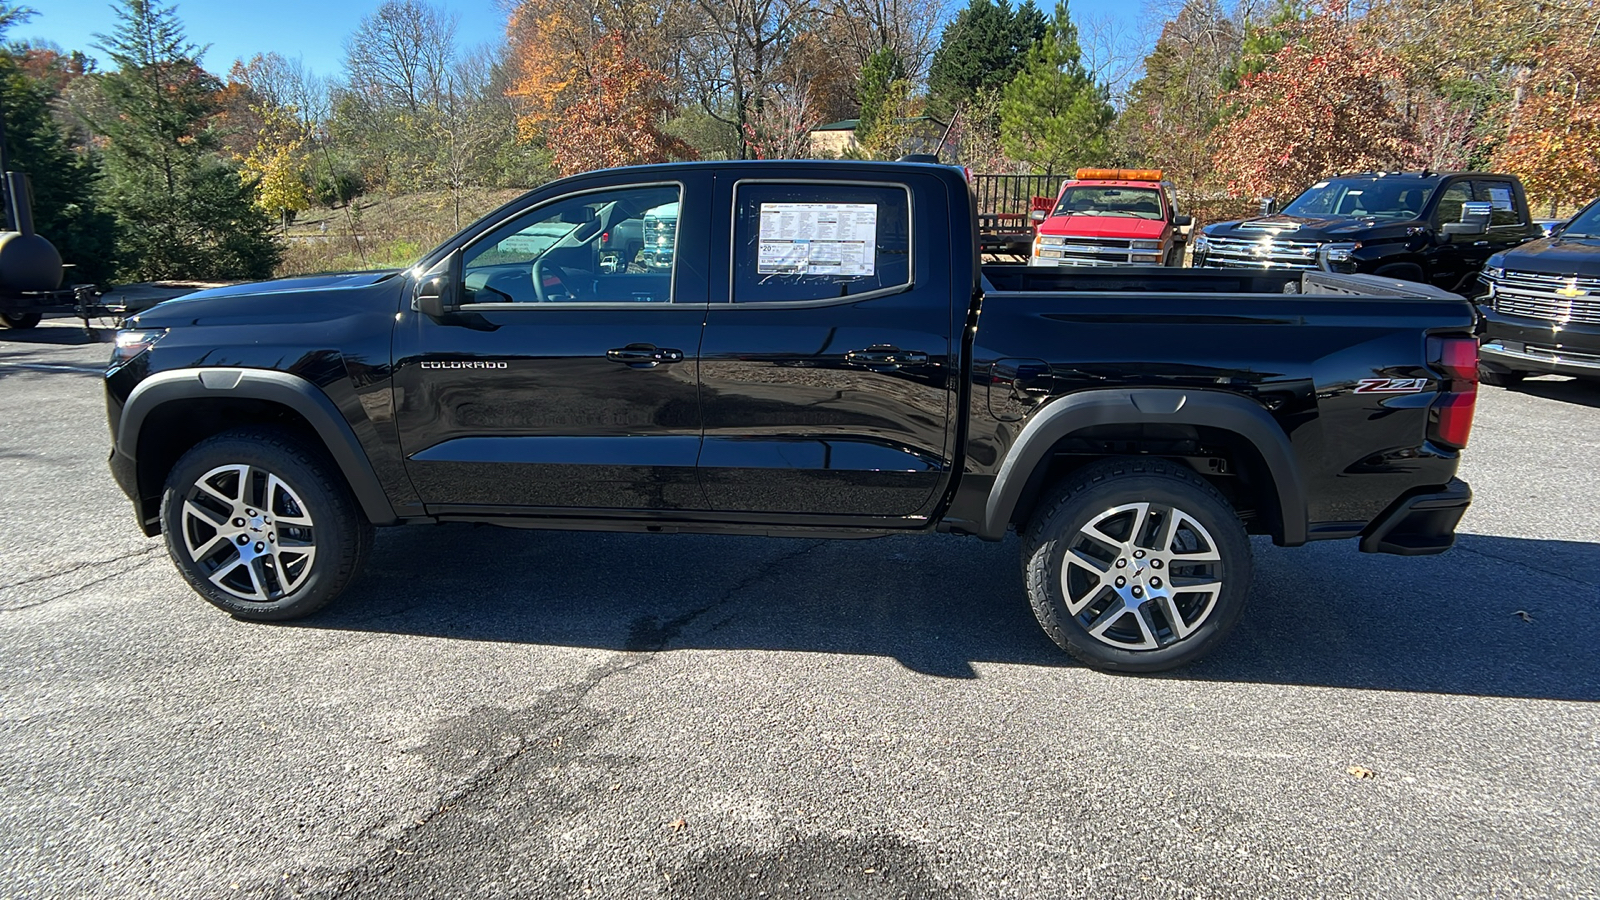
<box><xmin>1476</xmin><ymin>197</ymin><xmax>1600</xmax><ymax>386</ymax></box>
<box><xmin>1193</xmin><ymin>172</ymin><xmax>1542</xmax><ymax>294</ymax></box>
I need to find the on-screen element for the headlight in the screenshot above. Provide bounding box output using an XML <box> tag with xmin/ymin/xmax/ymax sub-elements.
<box><xmin>1192</xmin><ymin>235</ymin><xmax>1210</xmax><ymax>254</ymax></box>
<box><xmin>1038</xmin><ymin>236</ymin><xmax>1066</xmax><ymax>246</ymax></box>
<box><xmin>110</xmin><ymin>329</ymin><xmax>166</xmax><ymax>369</ymax></box>
<box><xmin>1131</xmin><ymin>253</ymin><xmax>1162</xmax><ymax>263</ymax></box>
<box><xmin>1130</xmin><ymin>240</ymin><xmax>1163</xmax><ymax>251</ymax></box>
<box><xmin>1481</xmin><ymin>255</ymin><xmax>1506</xmax><ymax>282</ymax></box>
<box><xmin>1318</xmin><ymin>242</ymin><xmax>1359</xmax><ymax>266</ymax></box>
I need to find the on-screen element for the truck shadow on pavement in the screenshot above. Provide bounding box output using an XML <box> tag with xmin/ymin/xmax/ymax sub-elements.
<box><xmin>303</xmin><ymin>525</ymin><xmax>1600</xmax><ymax>701</ymax></box>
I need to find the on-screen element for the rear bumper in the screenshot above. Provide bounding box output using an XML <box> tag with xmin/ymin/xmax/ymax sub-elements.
<box><xmin>1358</xmin><ymin>478</ymin><xmax>1471</xmax><ymax>556</ymax></box>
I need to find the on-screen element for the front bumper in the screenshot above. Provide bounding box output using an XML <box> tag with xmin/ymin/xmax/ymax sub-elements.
<box><xmin>1478</xmin><ymin>307</ymin><xmax>1600</xmax><ymax>377</ymax></box>
<box><xmin>1359</xmin><ymin>478</ymin><xmax>1471</xmax><ymax>556</ymax></box>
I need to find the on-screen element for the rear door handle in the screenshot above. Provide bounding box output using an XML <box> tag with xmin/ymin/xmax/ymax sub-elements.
<box><xmin>845</xmin><ymin>345</ymin><xmax>928</xmax><ymax>371</ymax></box>
<box><xmin>607</xmin><ymin>344</ymin><xmax>684</xmax><ymax>368</ymax></box>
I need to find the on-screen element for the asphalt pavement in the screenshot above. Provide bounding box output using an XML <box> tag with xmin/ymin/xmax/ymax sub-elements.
<box><xmin>2</xmin><ymin>318</ymin><xmax>1597</xmax><ymax>899</ymax></box>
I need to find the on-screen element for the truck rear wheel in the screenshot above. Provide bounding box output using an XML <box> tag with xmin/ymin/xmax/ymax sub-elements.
<box><xmin>0</xmin><ymin>313</ymin><xmax>42</xmax><ymax>329</ymax></box>
<box><xmin>1021</xmin><ymin>459</ymin><xmax>1252</xmax><ymax>673</ymax></box>
<box><xmin>159</xmin><ymin>427</ymin><xmax>374</xmax><ymax>621</ymax></box>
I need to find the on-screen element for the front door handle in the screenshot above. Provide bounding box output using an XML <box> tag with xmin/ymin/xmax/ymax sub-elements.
<box><xmin>607</xmin><ymin>344</ymin><xmax>685</xmax><ymax>368</ymax></box>
<box><xmin>845</xmin><ymin>345</ymin><xmax>929</xmax><ymax>371</ymax></box>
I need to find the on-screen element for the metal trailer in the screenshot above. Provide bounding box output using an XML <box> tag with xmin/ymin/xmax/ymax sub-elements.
<box><xmin>972</xmin><ymin>174</ymin><xmax>1060</xmax><ymax>257</ymax></box>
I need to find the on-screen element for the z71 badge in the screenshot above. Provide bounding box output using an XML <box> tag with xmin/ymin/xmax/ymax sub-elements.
<box><xmin>1354</xmin><ymin>377</ymin><xmax>1429</xmax><ymax>394</ymax></box>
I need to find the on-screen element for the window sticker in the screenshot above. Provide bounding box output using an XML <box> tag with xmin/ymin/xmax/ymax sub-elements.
<box><xmin>757</xmin><ymin>202</ymin><xmax>877</xmax><ymax>276</ymax></box>
<box><xmin>1488</xmin><ymin>186</ymin><xmax>1513</xmax><ymax>210</ymax></box>
<box><xmin>1311</xmin><ymin>181</ymin><xmax>1329</xmax><ymax>189</ymax></box>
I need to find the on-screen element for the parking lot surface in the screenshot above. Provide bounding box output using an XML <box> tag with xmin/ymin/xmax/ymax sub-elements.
<box><xmin>2</xmin><ymin>318</ymin><xmax>1598</xmax><ymax>899</ymax></box>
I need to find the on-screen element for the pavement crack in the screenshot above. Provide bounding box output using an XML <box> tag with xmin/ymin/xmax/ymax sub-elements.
<box><xmin>313</xmin><ymin>542</ymin><xmax>828</xmax><ymax>898</ymax></box>
<box><xmin>1455</xmin><ymin>541</ymin><xmax>1600</xmax><ymax>590</ymax></box>
<box><xmin>321</xmin><ymin>653</ymin><xmax>648</xmax><ymax>900</ymax></box>
<box><xmin>626</xmin><ymin>540</ymin><xmax>825</xmax><ymax>651</ymax></box>
<box><xmin>0</xmin><ymin>546</ymin><xmax>165</xmax><ymax>611</ymax></box>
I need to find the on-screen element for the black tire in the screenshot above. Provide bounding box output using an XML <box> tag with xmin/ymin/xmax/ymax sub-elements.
<box><xmin>159</xmin><ymin>427</ymin><xmax>374</xmax><ymax>621</ymax></box>
<box><xmin>1021</xmin><ymin>458</ymin><xmax>1253</xmax><ymax>673</ymax></box>
<box><xmin>1374</xmin><ymin>263</ymin><xmax>1425</xmax><ymax>283</ymax></box>
<box><xmin>1477</xmin><ymin>364</ymin><xmax>1525</xmax><ymax>387</ymax></box>
<box><xmin>0</xmin><ymin>312</ymin><xmax>42</xmax><ymax>329</ymax></box>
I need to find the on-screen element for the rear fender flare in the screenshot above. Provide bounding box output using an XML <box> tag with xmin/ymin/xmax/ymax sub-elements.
<box><xmin>118</xmin><ymin>367</ymin><xmax>398</xmax><ymax>526</ymax></box>
<box><xmin>980</xmin><ymin>388</ymin><xmax>1306</xmax><ymax>544</ymax></box>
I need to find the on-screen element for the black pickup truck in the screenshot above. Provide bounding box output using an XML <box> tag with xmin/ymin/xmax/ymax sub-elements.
<box><xmin>1476</xmin><ymin>196</ymin><xmax>1600</xmax><ymax>385</ymax></box>
<box><xmin>105</xmin><ymin>160</ymin><xmax>1479</xmax><ymax>672</ymax></box>
<box><xmin>1193</xmin><ymin>171</ymin><xmax>1541</xmax><ymax>294</ymax></box>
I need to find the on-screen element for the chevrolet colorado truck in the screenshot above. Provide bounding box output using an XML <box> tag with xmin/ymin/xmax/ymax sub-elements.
<box><xmin>1193</xmin><ymin>171</ymin><xmax>1540</xmax><ymax>294</ymax></box>
<box><xmin>1476</xmin><ymin>196</ymin><xmax>1600</xmax><ymax>385</ymax></box>
<box><xmin>105</xmin><ymin>160</ymin><xmax>1479</xmax><ymax>672</ymax></box>
<box><xmin>1028</xmin><ymin>168</ymin><xmax>1191</xmax><ymax>267</ymax></box>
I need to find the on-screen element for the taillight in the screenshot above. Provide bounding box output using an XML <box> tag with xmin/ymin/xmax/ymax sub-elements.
<box><xmin>1427</xmin><ymin>334</ymin><xmax>1478</xmax><ymax>449</ymax></box>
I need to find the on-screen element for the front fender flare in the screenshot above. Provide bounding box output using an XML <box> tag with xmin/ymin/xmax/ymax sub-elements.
<box><xmin>118</xmin><ymin>367</ymin><xmax>398</xmax><ymax>526</ymax></box>
<box><xmin>980</xmin><ymin>388</ymin><xmax>1306</xmax><ymax>544</ymax></box>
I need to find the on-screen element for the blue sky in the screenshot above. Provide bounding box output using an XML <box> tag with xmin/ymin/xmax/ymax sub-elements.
<box><xmin>25</xmin><ymin>0</ymin><xmax>512</xmax><ymax>79</ymax></box>
<box><xmin>25</xmin><ymin>0</ymin><xmax>1142</xmax><ymax>85</ymax></box>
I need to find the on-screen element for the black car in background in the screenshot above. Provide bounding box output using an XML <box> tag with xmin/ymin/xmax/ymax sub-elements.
<box><xmin>1476</xmin><ymin>197</ymin><xmax>1600</xmax><ymax>386</ymax></box>
<box><xmin>1192</xmin><ymin>172</ymin><xmax>1542</xmax><ymax>294</ymax></box>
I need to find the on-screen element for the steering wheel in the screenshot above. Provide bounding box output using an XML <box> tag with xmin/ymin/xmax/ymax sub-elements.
<box><xmin>531</xmin><ymin>255</ymin><xmax>569</xmax><ymax>302</ymax></box>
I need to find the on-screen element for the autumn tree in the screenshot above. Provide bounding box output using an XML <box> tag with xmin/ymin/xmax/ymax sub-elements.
<box><xmin>236</xmin><ymin>102</ymin><xmax>312</xmax><ymax>229</ymax></box>
<box><xmin>999</xmin><ymin>0</ymin><xmax>1113</xmax><ymax>173</ymax></box>
<box><xmin>90</xmin><ymin>0</ymin><xmax>280</xmax><ymax>280</ymax></box>
<box><xmin>547</xmin><ymin>35</ymin><xmax>695</xmax><ymax>175</ymax></box>
<box><xmin>1492</xmin><ymin>40</ymin><xmax>1600</xmax><ymax>216</ymax></box>
<box><xmin>1119</xmin><ymin>0</ymin><xmax>1240</xmax><ymax>187</ymax></box>
<box><xmin>1211</xmin><ymin>3</ymin><xmax>1421</xmax><ymax>203</ymax></box>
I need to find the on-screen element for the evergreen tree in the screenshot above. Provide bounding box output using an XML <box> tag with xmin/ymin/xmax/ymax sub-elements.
<box><xmin>928</xmin><ymin>0</ymin><xmax>1046</xmax><ymax>115</ymax></box>
<box><xmin>91</xmin><ymin>0</ymin><xmax>280</xmax><ymax>280</ymax></box>
<box><xmin>855</xmin><ymin>47</ymin><xmax>908</xmax><ymax>147</ymax></box>
<box><xmin>0</xmin><ymin>53</ymin><xmax>119</xmax><ymax>284</ymax></box>
<box><xmin>999</xmin><ymin>0</ymin><xmax>1113</xmax><ymax>173</ymax></box>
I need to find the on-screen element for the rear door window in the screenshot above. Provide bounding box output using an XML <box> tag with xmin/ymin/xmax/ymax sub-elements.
<box><xmin>731</xmin><ymin>182</ymin><xmax>912</xmax><ymax>303</ymax></box>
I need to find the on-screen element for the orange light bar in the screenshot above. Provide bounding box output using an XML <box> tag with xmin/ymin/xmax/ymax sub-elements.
<box><xmin>1075</xmin><ymin>168</ymin><xmax>1164</xmax><ymax>182</ymax></box>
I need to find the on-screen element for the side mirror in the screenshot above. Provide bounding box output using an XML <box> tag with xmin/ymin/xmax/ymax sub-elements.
<box><xmin>1030</xmin><ymin>209</ymin><xmax>1047</xmax><ymax>223</ymax></box>
<box><xmin>413</xmin><ymin>250</ymin><xmax>462</xmax><ymax>317</ymax></box>
<box><xmin>1442</xmin><ymin>201</ymin><xmax>1491</xmax><ymax>237</ymax></box>
<box><xmin>1258</xmin><ymin>197</ymin><xmax>1278</xmax><ymax>217</ymax></box>
<box><xmin>560</xmin><ymin>207</ymin><xmax>598</xmax><ymax>226</ymax></box>
<box><xmin>1173</xmin><ymin>214</ymin><xmax>1193</xmax><ymax>228</ymax></box>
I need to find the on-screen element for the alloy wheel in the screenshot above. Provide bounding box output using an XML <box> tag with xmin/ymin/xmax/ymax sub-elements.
<box><xmin>1060</xmin><ymin>501</ymin><xmax>1225</xmax><ymax>651</ymax></box>
<box><xmin>179</xmin><ymin>464</ymin><xmax>317</xmax><ymax>603</ymax></box>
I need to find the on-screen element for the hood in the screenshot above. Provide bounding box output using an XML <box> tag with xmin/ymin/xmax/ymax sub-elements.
<box><xmin>129</xmin><ymin>269</ymin><xmax>405</xmax><ymax>329</ymax></box>
<box><xmin>1209</xmin><ymin>215</ymin><xmax>1417</xmax><ymax>240</ymax></box>
<box><xmin>1039</xmin><ymin>215</ymin><xmax>1167</xmax><ymax>240</ymax></box>
<box><xmin>1499</xmin><ymin>235</ymin><xmax>1600</xmax><ymax>277</ymax></box>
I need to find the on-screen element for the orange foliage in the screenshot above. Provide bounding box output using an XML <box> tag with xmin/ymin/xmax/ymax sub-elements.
<box><xmin>546</xmin><ymin>35</ymin><xmax>696</xmax><ymax>175</ymax></box>
<box><xmin>1493</xmin><ymin>41</ymin><xmax>1600</xmax><ymax>213</ymax></box>
<box><xmin>1212</xmin><ymin>4</ymin><xmax>1421</xmax><ymax>202</ymax></box>
<box><xmin>505</xmin><ymin>2</ymin><xmax>594</xmax><ymax>137</ymax></box>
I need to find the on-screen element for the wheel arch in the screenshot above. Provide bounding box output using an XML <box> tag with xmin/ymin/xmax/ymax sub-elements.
<box><xmin>118</xmin><ymin>368</ymin><xmax>398</xmax><ymax>534</ymax></box>
<box><xmin>980</xmin><ymin>389</ymin><xmax>1307</xmax><ymax>545</ymax></box>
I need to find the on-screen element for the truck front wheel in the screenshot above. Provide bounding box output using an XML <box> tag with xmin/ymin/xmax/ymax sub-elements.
<box><xmin>1021</xmin><ymin>459</ymin><xmax>1252</xmax><ymax>673</ymax></box>
<box><xmin>0</xmin><ymin>313</ymin><xmax>42</xmax><ymax>329</ymax></box>
<box><xmin>159</xmin><ymin>427</ymin><xmax>374</xmax><ymax>621</ymax></box>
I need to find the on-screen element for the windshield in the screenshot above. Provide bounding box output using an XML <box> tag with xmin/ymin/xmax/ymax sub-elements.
<box><xmin>1282</xmin><ymin>177</ymin><xmax>1436</xmax><ymax>220</ymax></box>
<box><xmin>1559</xmin><ymin>200</ymin><xmax>1600</xmax><ymax>238</ymax></box>
<box><xmin>1051</xmin><ymin>186</ymin><xmax>1165</xmax><ymax>220</ymax></box>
